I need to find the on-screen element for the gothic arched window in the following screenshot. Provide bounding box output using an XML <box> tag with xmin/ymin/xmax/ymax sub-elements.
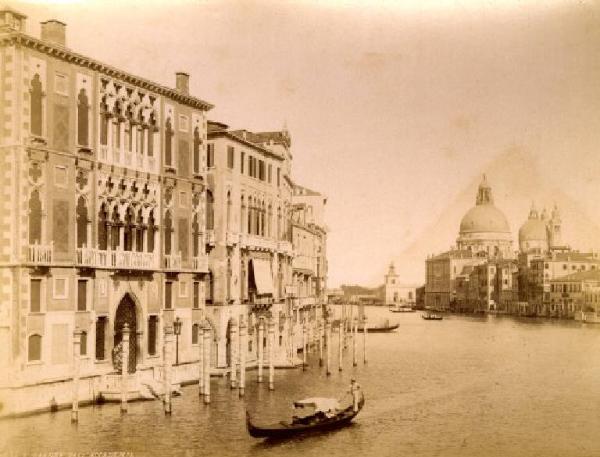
<box><xmin>147</xmin><ymin>211</ymin><xmax>156</xmax><ymax>252</ymax></box>
<box><xmin>28</xmin><ymin>189</ymin><xmax>42</xmax><ymax>244</ymax></box>
<box><xmin>247</xmin><ymin>198</ymin><xmax>253</xmax><ymax>235</ymax></box>
<box><xmin>267</xmin><ymin>204</ymin><xmax>272</xmax><ymax>238</ymax></box>
<box><xmin>192</xmin><ymin>214</ymin><xmax>200</xmax><ymax>257</ymax></box>
<box><xmin>111</xmin><ymin>210</ymin><xmax>120</xmax><ymax>250</ymax></box>
<box><xmin>99</xmin><ymin>97</ymin><xmax>109</xmax><ymax>146</ymax></box>
<box><xmin>76</xmin><ymin>196</ymin><xmax>88</xmax><ymax>248</ymax></box>
<box><xmin>30</xmin><ymin>74</ymin><xmax>43</xmax><ymax>137</ymax></box>
<box><xmin>136</xmin><ymin>209</ymin><xmax>144</xmax><ymax>252</ymax></box>
<box><xmin>80</xmin><ymin>331</ymin><xmax>88</xmax><ymax>356</ymax></box>
<box><xmin>165</xmin><ymin>118</ymin><xmax>173</xmax><ymax>166</ymax></box>
<box><xmin>192</xmin><ymin>323</ymin><xmax>199</xmax><ymax>344</ymax></box>
<box><xmin>226</xmin><ymin>191</ymin><xmax>232</xmax><ymax>231</ymax></box>
<box><xmin>206</xmin><ymin>270</ymin><xmax>214</xmax><ymax>304</ymax></box>
<box><xmin>98</xmin><ymin>203</ymin><xmax>108</xmax><ymax>250</ymax></box>
<box><xmin>240</xmin><ymin>196</ymin><xmax>246</xmax><ymax>234</ymax></box>
<box><xmin>206</xmin><ymin>190</ymin><xmax>214</xmax><ymax>230</ymax></box>
<box><xmin>226</xmin><ymin>257</ymin><xmax>232</xmax><ymax>302</ymax></box>
<box><xmin>164</xmin><ymin>211</ymin><xmax>173</xmax><ymax>255</ymax></box>
<box><xmin>28</xmin><ymin>334</ymin><xmax>42</xmax><ymax>361</ymax></box>
<box><xmin>77</xmin><ymin>88</ymin><xmax>89</xmax><ymax>147</ymax></box>
<box><xmin>193</xmin><ymin>126</ymin><xmax>201</xmax><ymax>174</ymax></box>
<box><xmin>123</xmin><ymin>207</ymin><xmax>134</xmax><ymax>251</ymax></box>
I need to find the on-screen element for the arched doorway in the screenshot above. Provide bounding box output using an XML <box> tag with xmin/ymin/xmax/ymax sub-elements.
<box><xmin>114</xmin><ymin>294</ymin><xmax>137</xmax><ymax>373</ymax></box>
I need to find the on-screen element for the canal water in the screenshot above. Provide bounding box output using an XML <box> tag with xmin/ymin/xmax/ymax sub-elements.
<box><xmin>3</xmin><ymin>306</ymin><xmax>600</xmax><ymax>457</ymax></box>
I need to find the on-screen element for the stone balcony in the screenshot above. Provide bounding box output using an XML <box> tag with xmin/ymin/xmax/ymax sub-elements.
<box><xmin>76</xmin><ymin>247</ymin><xmax>157</xmax><ymax>270</ymax></box>
<box><xmin>225</xmin><ymin>231</ymin><xmax>238</xmax><ymax>246</ymax></box>
<box><xmin>293</xmin><ymin>254</ymin><xmax>315</xmax><ymax>273</ymax></box>
<box><xmin>192</xmin><ymin>255</ymin><xmax>209</xmax><ymax>272</ymax></box>
<box><xmin>239</xmin><ymin>233</ymin><xmax>277</xmax><ymax>252</ymax></box>
<box><xmin>277</xmin><ymin>240</ymin><xmax>294</xmax><ymax>257</ymax></box>
<box><xmin>164</xmin><ymin>252</ymin><xmax>182</xmax><ymax>271</ymax></box>
<box><xmin>26</xmin><ymin>242</ymin><xmax>53</xmax><ymax>266</ymax></box>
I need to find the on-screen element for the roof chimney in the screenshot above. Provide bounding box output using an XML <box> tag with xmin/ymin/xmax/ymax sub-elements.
<box><xmin>41</xmin><ymin>19</ymin><xmax>66</xmax><ymax>47</ymax></box>
<box><xmin>175</xmin><ymin>72</ymin><xmax>189</xmax><ymax>95</ymax></box>
<box><xmin>0</xmin><ymin>7</ymin><xmax>27</xmax><ymax>32</ymax></box>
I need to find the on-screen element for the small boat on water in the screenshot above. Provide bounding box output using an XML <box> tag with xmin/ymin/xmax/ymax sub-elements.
<box><xmin>246</xmin><ymin>394</ymin><xmax>365</xmax><ymax>439</ymax></box>
<box><xmin>344</xmin><ymin>319</ymin><xmax>399</xmax><ymax>332</ymax></box>
<box><xmin>358</xmin><ymin>323</ymin><xmax>400</xmax><ymax>332</ymax></box>
<box><xmin>389</xmin><ymin>305</ymin><xmax>416</xmax><ymax>313</ymax></box>
<box><xmin>422</xmin><ymin>311</ymin><xmax>443</xmax><ymax>321</ymax></box>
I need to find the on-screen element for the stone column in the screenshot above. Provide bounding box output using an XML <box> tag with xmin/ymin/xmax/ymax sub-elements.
<box><xmin>239</xmin><ymin>316</ymin><xmax>247</xmax><ymax>397</ymax></box>
<box><xmin>229</xmin><ymin>318</ymin><xmax>238</xmax><ymax>389</ymax></box>
<box><xmin>257</xmin><ymin>317</ymin><xmax>264</xmax><ymax>383</ymax></box>
<box><xmin>325</xmin><ymin>318</ymin><xmax>331</xmax><ymax>376</ymax></box>
<box><xmin>318</xmin><ymin>318</ymin><xmax>323</xmax><ymax>367</ymax></box>
<box><xmin>71</xmin><ymin>329</ymin><xmax>81</xmax><ymax>423</ymax></box>
<box><xmin>338</xmin><ymin>317</ymin><xmax>343</xmax><ymax>372</ymax></box>
<box><xmin>163</xmin><ymin>325</ymin><xmax>173</xmax><ymax>415</ymax></box>
<box><xmin>352</xmin><ymin>317</ymin><xmax>358</xmax><ymax>367</ymax></box>
<box><xmin>363</xmin><ymin>316</ymin><xmax>368</xmax><ymax>365</ymax></box>
<box><xmin>198</xmin><ymin>324</ymin><xmax>204</xmax><ymax>396</ymax></box>
<box><xmin>203</xmin><ymin>324</ymin><xmax>211</xmax><ymax>404</ymax></box>
<box><xmin>302</xmin><ymin>318</ymin><xmax>307</xmax><ymax>370</ymax></box>
<box><xmin>268</xmin><ymin>317</ymin><xmax>275</xmax><ymax>390</ymax></box>
<box><xmin>121</xmin><ymin>323</ymin><xmax>130</xmax><ymax>414</ymax></box>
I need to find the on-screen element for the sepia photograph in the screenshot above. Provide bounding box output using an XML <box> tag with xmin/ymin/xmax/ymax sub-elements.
<box><xmin>1</xmin><ymin>0</ymin><xmax>600</xmax><ymax>455</ymax></box>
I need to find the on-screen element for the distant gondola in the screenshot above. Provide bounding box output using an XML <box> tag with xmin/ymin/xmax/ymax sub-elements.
<box><xmin>422</xmin><ymin>311</ymin><xmax>443</xmax><ymax>321</ymax></box>
<box><xmin>246</xmin><ymin>394</ymin><xmax>365</xmax><ymax>439</ymax></box>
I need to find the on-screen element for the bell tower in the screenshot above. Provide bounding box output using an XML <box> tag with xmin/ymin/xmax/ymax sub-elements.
<box><xmin>548</xmin><ymin>204</ymin><xmax>562</xmax><ymax>248</ymax></box>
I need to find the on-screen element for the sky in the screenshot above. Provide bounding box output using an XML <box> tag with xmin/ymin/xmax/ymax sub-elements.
<box><xmin>11</xmin><ymin>0</ymin><xmax>600</xmax><ymax>287</ymax></box>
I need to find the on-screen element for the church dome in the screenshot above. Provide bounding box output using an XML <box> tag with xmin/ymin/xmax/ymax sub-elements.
<box><xmin>458</xmin><ymin>175</ymin><xmax>510</xmax><ymax>235</ymax></box>
<box><xmin>460</xmin><ymin>205</ymin><xmax>510</xmax><ymax>234</ymax></box>
<box><xmin>519</xmin><ymin>203</ymin><xmax>548</xmax><ymax>249</ymax></box>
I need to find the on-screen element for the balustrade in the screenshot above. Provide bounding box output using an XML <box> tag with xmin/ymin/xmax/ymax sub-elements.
<box><xmin>75</xmin><ymin>247</ymin><xmax>157</xmax><ymax>270</ymax></box>
<box><xmin>164</xmin><ymin>252</ymin><xmax>182</xmax><ymax>270</ymax></box>
<box><xmin>27</xmin><ymin>242</ymin><xmax>53</xmax><ymax>265</ymax></box>
<box><xmin>192</xmin><ymin>255</ymin><xmax>209</xmax><ymax>272</ymax></box>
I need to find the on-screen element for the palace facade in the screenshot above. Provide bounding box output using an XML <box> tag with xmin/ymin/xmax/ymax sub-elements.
<box><xmin>0</xmin><ymin>8</ymin><xmax>328</xmax><ymax>416</ymax></box>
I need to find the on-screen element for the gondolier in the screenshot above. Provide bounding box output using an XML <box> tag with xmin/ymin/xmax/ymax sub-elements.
<box><xmin>348</xmin><ymin>378</ymin><xmax>361</xmax><ymax>412</ymax></box>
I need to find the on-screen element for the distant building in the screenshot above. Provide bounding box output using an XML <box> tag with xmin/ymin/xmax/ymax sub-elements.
<box><xmin>425</xmin><ymin>173</ymin><xmax>595</xmax><ymax>318</ymax></box>
<box><xmin>384</xmin><ymin>263</ymin><xmax>416</xmax><ymax>306</ymax></box>
<box><xmin>550</xmin><ymin>270</ymin><xmax>600</xmax><ymax>319</ymax></box>
<box><xmin>425</xmin><ymin>176</ymin><xmax>512</xmax><ymax>310</ymax></box>
<box><xmin>456</xmin><ymin>175</ymin><xmax>513</xmax><ymax>259</ymax></box>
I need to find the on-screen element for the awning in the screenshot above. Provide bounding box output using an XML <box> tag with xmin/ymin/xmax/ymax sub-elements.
<box><xmin>251</xmin><ymin>259</ymin><xmax>274</xmax><ymax>295</ymax></box>
<box><xmin>293</xmin><ymin>397</ymin><xmax>340</xmax><ymax>413</ymax></box>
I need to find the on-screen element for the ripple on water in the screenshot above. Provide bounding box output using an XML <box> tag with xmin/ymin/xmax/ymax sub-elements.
<box><xmin>2</xmin><ymin>308</ymin><xmax>600</xmax><ymax>457</ymax></box>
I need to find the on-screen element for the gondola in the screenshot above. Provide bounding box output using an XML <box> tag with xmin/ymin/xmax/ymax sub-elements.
<box><xmin>246</xmin><ymin>394</ymin><xmax>365</xmax><ymax>439</ymax></box>
<box><xmin>357</xmin><ymin>323</ymin><xmax>400</xmax><ymax>332</ymax></box>
<box><xmin>422</xmin><ymin>311</ymin><xmax>443</xmax><ymax>321</ymax></box>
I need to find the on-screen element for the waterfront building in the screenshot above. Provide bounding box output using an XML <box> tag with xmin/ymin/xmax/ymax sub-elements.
<box><xmin>463</xmin><ymin>260</ymin><xmax>518</xmax><ymax>313</ymax></box>
<box><xmin>0</xmin><ymin>8</ymin><xmax>328</xmax><ymax>416</ymax></box>
<box><xmin>520</xmin><ymin>251</ymin><xmax>600</xmax><ymax>316</ymax></box>
<box><xmin>204</xmin><ymin>121</ymin><xmax>297</xmax><ymax>367</ymax></box>
<box><xmin>0</xmin><ymin>9</ymin><xmax>213</xmax><ymax>413</ymax></box>
<box><xmin>423</xmin><ymin>172</ymin><xmax>596</xmax><ymax>318</ymax></box>
<box><xmin>383</xmin><ymin>262</ymin><xmax>416</xmax><ymax>306</ymax></box>
<box><xmin>425</xmin><ymin>250</ymin><xmax>485</xmax><ymax>310</ymax></box>
<box><xmin>549</xmin><ymin>270</ymin><xmax>600</xmax><ymax>319</ymax></box>
<box><xmin>425</xmin><ymin>176</ymin><xmax>513</xmax><ymax>310</ymax></box>
<box><xmin>290</xmin><ymin>184</ymin><xmax>328</xmax><ymax>346</ymax></box>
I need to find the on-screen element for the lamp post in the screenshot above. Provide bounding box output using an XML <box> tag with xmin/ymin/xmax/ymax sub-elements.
<box><xmin>173</xmin><ymin>317</ymin><xmax>182</xmax><ymax>366</ymax></box>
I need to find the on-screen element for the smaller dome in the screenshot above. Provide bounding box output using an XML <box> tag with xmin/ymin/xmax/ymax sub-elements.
<box><xmin>519</xmin><ymin>218</ymin><xmax>547</xmax><ymax>242</ymax></box>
